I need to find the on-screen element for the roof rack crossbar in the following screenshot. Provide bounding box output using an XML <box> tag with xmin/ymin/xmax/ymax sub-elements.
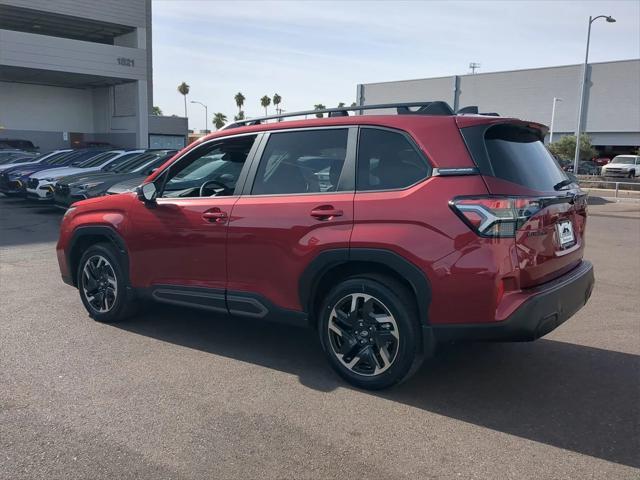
<box><xmin>223</xmin><ymin>101</ymin><xmax>455</xmax><ymax>129</ymax></box>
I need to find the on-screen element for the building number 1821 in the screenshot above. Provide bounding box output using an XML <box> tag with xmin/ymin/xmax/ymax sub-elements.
<box><xmin>117</xmin><ymin>57</ymin><xmax>135</xmax><ymax>67</ymax></box>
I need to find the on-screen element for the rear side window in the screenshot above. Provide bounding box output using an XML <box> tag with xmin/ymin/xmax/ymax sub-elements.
<box><xmin>357</xmin><ymin>128</ymin><xmax>430</xmax><ymax>191</ymax></box>
<box><xmin>252</xmin><ymin>129</ymin><xmax>348</xmax><ymax>195</ymax></box>
<box><xmin>481</xmin><ymin>124</ymin><xmax>567</xmax><ymax>191</ymax></box>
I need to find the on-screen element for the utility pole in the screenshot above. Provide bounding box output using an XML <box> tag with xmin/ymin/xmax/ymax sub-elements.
<box><xmin>573</xmin><ymin>15</ymin><xmax>616</xmax><ymax>173</ymax></box>
<box><xmin>549</xmin><ymin>97</ymin><xmax>563</xmax><ymax>144</ymax></box>
<box><xmin>190</xmin><ymin>100</ymin><xmax>208</xmax><ymax>134</ymax></box>
<box><xmin>469</xmin><ymin>62</ymin><xmax>481</xmax><ymax>74</ymax></box>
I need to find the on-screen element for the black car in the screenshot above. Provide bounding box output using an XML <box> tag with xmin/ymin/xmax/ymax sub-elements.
<box><xmin>564</xmin><ymin>161</ymin><xmax>600</xmax><ymax>175</ymax></box>
<box><xmin>0</xmin><ymin>139</ymin><xmax>38</xmax><ymax>152</ymax></box>
<box><xmin>54</xmin><ymin>150</ymin><xmax>176</xmax><ymax>208</ymax></box>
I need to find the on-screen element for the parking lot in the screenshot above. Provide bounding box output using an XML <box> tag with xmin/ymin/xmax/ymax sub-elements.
<box><xmin>1</xmin><ymin>196</ymin><xmax>639</xmax><ymax>479</ymax></box>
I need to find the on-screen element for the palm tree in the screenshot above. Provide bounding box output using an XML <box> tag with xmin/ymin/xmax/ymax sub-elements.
<box><xmin>151</xmin><ymin>106</ymin><xmax>163</xmax><ymax>116</ymax></box>
<box><xmin>234</xmin><ymin>111</ymin><xmax>245</xmax><ymax>121</ymax></box>
<box><xmin>273</xmin><ymin>93</ymin><xmax>282</xmax><ymax>114</ymax></box>
<box><xmin>177</xmin><ymin>82</ymin><xmax>190</xmax><ymax>118</ymax></box>
<box><xmin>212</xmin><ymin>112</ymin><xmax>228</xmax><ymax>130</ymax></box>
<box><xmin>234</xmin><ymin>92</ymin><xmax>245</xmax><ymax>115</ymax></box>
<box><xmin>314</xmin><ymin>104</ymin><xmax>326</xmax><ymax>118</ymax></box>
<box><xmin>260</xmin><ymin>95</ymin><xmax>271</xmax><ymax>116</ymax></box>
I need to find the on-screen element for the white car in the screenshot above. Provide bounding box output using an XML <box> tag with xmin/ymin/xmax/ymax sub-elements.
<box><xmin>26</xmin><ymin>150</ymin><xmax>144</xmax><ymax>201</ymax></box>
<box><xmin>600</xmin><ymin>155</ymin><xmax>640</xmax><ymax>179</ymax></box>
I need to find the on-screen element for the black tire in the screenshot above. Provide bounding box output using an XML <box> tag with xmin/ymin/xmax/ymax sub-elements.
<box><xmin>628</xmin><ymin>170</ymin><xmax>635</xmax><ymax>179</ymax></box>
<box><xmin>77</xmin><ymin>243</ymin><xmax>136</xmax><ymax>323</ymax></box>
<box><xmin>317</xmin><ymin>274</ymin><xmax>424</xmax><ymax>390</ymax></box>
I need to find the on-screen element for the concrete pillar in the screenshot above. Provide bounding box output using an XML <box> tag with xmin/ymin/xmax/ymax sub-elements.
<box><xmin>136</xmin><ymin>79</ymin><xmax>149</xmax><ymax>148</ymax></box>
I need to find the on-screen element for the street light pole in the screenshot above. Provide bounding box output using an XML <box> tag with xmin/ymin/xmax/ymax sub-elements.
<box><xmin>190</xmin><ymin>100</ymin><xmax>209</xmax><ymax>134</ymax></box>
<box><xmin>549</xmin><ymin>97</ymin><xmax>562</xmax><ymax>144</ymax></box>
<box><xmin>573</xmin><ymin>15</ymin><xmax>615</xmax><ymax>174</ymax></box>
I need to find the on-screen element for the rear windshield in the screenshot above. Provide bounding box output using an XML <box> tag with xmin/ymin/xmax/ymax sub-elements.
<box><xmin>132</xmin><ymin>152</ymin><xmax>174</xmax><ymax>173</ymax></box>
<box><xmin>45</xmin><ymin>151</ymin><xmax>74</xmax><ymax>165</ymax></box>
<box><xmin>483</xmin><ymin>124</ymin><xmax>568</xmax><ymax>191</ymax></box>
<box><xmin>111</xmin><ymin>153</ymin><xmax>156</xmax><ymax>173</ymax></box>
<box><xmin>77</xmin><ymin>151</ymin><xmax>118</xmax><ymax>167</ymax></box>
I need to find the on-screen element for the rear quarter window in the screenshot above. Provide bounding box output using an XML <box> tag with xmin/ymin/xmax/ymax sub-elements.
<box><xmin>357</xmin><ymin>128</ymin><xmax>431</xmax><ymax>191</ymax></box>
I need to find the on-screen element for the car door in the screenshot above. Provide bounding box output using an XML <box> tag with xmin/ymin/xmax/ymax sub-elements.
<box><xmin>227</xmin><ymin>127</ymin><xmax>356</xmax><ymax>317</ymax></box>
<box><xmin>126</xmin><ymin>134</ymin><xmax>260</xmax><ymax>310</ymax></box>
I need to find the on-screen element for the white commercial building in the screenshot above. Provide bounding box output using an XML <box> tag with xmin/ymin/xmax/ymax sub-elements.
<box><xmin>357</xmin><ymin>59</ymin><xmax>640</xmax><ymax>156</ymax></box>
<box><xmin>0</xmin><ymin>0</ymin><xmax>187</xmax><ymax>151</ymax></box>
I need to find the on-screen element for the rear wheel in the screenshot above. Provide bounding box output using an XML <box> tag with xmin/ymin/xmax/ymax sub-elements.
<box><xmin>318</xmin><ymin>275</ymin><xmax>423</xmax><ymax>390</ymax></box>
<box><xmin>77</xmin><ymin>243</ymin><xmax>136</xmax><ymax>323</ymax></box>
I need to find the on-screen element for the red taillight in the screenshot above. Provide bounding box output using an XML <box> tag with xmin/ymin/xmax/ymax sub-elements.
<box><xmin>451</xmin><ymin>196</ymin><xmax>543</xmax><ymax>237</ymax></box>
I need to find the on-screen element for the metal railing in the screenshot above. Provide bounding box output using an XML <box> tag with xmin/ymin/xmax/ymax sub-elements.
<box><xmin>578</xmin><ymin>179</ymin><xmax>640</xmax><ymax>199</ymax></box>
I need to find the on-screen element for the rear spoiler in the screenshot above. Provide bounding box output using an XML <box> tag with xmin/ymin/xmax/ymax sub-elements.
<box><xmin>456</xmin><ymin>105</ymin><xmax>500</xmax><ymax>117</ymax></box>
<box><xmin>455</xmin><ymin>117</ymin><xmax>549</xmax><ymax>138</ymax></box>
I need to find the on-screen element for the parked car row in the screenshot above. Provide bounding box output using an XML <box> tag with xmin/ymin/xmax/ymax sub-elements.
<box><xmin>0</xmin><ymin>148</ymin><xmax>177</xmax><ymax>207</ymax></box>
<box><xmin>558</xmin><ymin>155</ymin><xmax>640</xmax><ymax>179</ymax></box>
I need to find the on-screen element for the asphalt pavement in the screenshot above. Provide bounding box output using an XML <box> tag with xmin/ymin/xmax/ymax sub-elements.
<box><xmin>1</xmin><ymin>196</ymin><xmax>639</xmax><ymax>480</ymax></box>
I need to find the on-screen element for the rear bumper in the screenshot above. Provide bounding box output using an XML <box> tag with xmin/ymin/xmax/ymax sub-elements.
<box><xmin>432</xmin><ymin>260</ymin><xmax>595</xmax><ymax>342</ymax></box>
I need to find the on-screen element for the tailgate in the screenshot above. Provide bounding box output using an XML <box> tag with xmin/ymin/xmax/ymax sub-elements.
<box><xmin>460</xmin><ymin>121</ymin><xmax>588</xmax><ymax>288</ymax></box>
<box><xmin>513</xmin><ymin>188</ymin><xmax>587</xmax><ymax>287</ymax></box>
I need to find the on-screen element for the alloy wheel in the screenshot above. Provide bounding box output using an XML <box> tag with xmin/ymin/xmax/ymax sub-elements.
<box><xmin>327</xmin><ymin>293</ymin><xmax>399</xmax><ymax>376</ymax></box>
<box><xmin>81</xmin><ymin>255</ymin><xmax>118</xmax><ymax>313</ymax></box>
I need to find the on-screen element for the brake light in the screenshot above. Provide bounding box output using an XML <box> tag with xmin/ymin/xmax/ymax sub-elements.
<box><xmin>451</xmin><ymin>196</ymin><xmax>543</xmax><ymax>237</ymax></box>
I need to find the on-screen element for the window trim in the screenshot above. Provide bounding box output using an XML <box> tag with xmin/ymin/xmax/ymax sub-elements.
<box><xmin>154</xmin><ymin>131</ymin><xmax>263</xmax><ymax>199</ymax></box>
<box><xmin>355</xmin><ymin>126</ymin><xmax>433</xmax><ymax>194</ymax></box>
<box><xmin>240</xmin><ymin>126</ymin><xmax>357</xmax><ymax>197</ymax></box>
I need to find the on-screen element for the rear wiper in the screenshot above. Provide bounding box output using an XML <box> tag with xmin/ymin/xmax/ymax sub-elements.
<box><xmin>553</xmin><ymin>179</ymin><xmax>574</xmax><ymax>191</ymax></box>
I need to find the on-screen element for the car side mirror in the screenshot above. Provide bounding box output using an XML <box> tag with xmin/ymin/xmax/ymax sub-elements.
<box><xmin>137</xmin><ymin>182</ymin><xmax>157</xmax><ymax>203</ymax></box>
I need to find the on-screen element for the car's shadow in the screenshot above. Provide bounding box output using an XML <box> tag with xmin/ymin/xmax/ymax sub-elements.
<box><xmin>115</xmin><ymin>304</ymin><xmax>640</xmax><ymax>469</ymax></box>
<box><xmin>586</xmin><ymin>195</ymin><xmax>612</xmax><ymax>205</ymax></box>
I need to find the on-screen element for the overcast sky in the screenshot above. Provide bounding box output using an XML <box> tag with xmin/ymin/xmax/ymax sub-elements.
<box><xmin>152</xmin><ymin>0</ymin><xmax>640</xmax><ymax>131</ymax></box>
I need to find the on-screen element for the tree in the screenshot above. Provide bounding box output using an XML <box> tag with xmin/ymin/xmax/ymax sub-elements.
<box><xmin>234</xmin><ymin>111</ymin><xmax>245</xmax><ymax>121</ymax></box>
<box><xmin>337</xmin><ymin>102</ymin><xmax>345</xmax><ymax>108</ymax></box>
<box><xmin>234</xmin><ymin>92</ymin><xmax>245</xmax><ymax>114</ymax></box>
<box><xmin>548</xmin><ymin>134</ymin><xmax>597</xmax><ymax>162</ymax></box>
<box><xmin>313</xmin><ymin>104</ymin><xmax>326</xmax><ymax>118</ymax></box>
<box><xmin>151</xmin><ymin>106</ymin><xmax>163</xmax><ymax>116</ymax></box>
<box><xmin>273</xmin><ymin>93</ymin><xmax>282</xmax><ymax>114</ymax></box>
<box><xmin>177</xmin><ymin>82</ymin><xmax>190</xmax><ymax>118</ymax></box>
<box><xmin>212</xmin><ymin>112</ymin><xmax>228</xmax><ymax>130</ymax></box>
<box><xmin>260</xmin><ymin>95</ymin><xmax>271</xmax><ymax>115</ymax></box>
<box><xmin>350</xmin><ymin>102</ymin><xmax>357</xmax><ymax>107</ymax></box>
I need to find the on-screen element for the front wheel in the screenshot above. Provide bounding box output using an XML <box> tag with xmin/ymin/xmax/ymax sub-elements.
<box><xmin>77</xmin><ymin>243</ymin><xmax>136</xmax><ymax>323</ymax></box>
<box><xmin>318</xmin><ymin>275</ymin><xmax>423</xmax><ymax>390</ymax></box>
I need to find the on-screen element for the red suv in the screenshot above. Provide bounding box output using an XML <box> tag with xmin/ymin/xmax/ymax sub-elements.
<box><xmin>57</xmin><ymin>102</ymin><xmax>594</xmax><ymax>390</ymax></box>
